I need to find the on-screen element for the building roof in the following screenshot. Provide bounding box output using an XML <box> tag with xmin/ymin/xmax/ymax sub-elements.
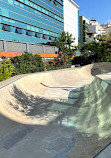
<box><xmin>64</xmin><ymin>0</ymin><xmax>79</xmax><ymax>8</ymax></box>
<box><xmin>70</xmin><ymin>0</ymin><xmax>79</xmax><ymax>8</ymax></box>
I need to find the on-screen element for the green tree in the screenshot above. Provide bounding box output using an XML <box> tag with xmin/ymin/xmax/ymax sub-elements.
<box><xmin>54</xmin><ymin>31</ymin><xmax>76</xmax><ymax>65</ymax></box>
<box><xmin>10</xmin><ymin>52</ymin><xmax>44</xmax><ymax>74</ymax></box>
<box><xmin>96</xmin><ymin>32</ymin><xmax>111</xmax><ymax>42</ymax></box>
<box><xmin>0</xmin><ymin>59</ymin><xmax>15</xmax><ymax>81</ymax></box>
<box><xmin>80</xmin><ymin>39</ymin><xmax>111</xmax><ymax>63</ymax></box>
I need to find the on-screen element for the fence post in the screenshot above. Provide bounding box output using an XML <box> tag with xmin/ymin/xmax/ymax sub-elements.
<box><xmin>54</xmin><ymin>46</ymin><xmax>56</xmax><ymax>54</ymax></box>
<box><xmin>43</xmin><ymin>45</ymin><xmax>45</xmax><ymax>54</ymax></box>
<box><xmin>26</xmin><ymin>43</ymin><xmax>29</xmax><ymax>52</ymax></box>
<box><xmin>3</xmin><ymin>40</ymin><xmax>7</xmax><ymax>52</ymax></box>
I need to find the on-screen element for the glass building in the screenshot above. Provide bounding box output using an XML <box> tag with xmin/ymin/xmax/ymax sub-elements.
<box><xmin>0</xmin><ymin>0</ymin><xmax>64</xmax><ymax>44</ymax></box>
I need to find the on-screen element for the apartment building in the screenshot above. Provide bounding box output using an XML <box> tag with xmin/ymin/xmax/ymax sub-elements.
<box><xmin>87</xmin><ymin>19</ymin><xmax>106</xmax><ymax>41</ymax></box>
<box><xmin>79</xmin><ymin>16</ymin><xmax>89</xmax><ymax>44</ymax></box>
<box><xmin>79</xmin><ymin>16</ymin><xmax>106</xmax><ymax>44</ymax></box>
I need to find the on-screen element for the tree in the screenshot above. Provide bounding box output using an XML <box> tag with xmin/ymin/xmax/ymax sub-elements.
<box><xmin>96</xmin><ymin>32</ymin><xmax>111</xmax><ymax>43</ymax></box>
<box><xmin>54</xmin><ymin>31</ymin><xmax>76</xmax><ymax>65</ymax></box>
<box><xmin>0</xmin><ymin>59</ymin><xmax>15</xmax><ymax>81</ymax></box>
<box><xmin>10</xmin><ymin>52</ymin><xmax>44</xmax><ymax>74</ymax></box>
<box><xmin>80</xmin><ymin>38</ymin><xmax>111</xmax><ymax>63</ymax></box>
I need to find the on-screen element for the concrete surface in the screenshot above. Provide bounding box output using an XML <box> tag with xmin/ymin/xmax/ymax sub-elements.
<box><xmin>93</xmin><ymin>141</ymin><xmax>111</xmax><ymax>158</ymax></box>
<box><xmin>0</xmin><ymin>63</ymin><xmax>111</xmax><ymax>158</ymax></box>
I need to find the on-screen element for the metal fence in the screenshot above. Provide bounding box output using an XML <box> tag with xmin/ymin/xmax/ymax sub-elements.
<box><xmin>0</xmin><ymin>40</ymin><xmax>58</xmax><ymax>54</ymax></box>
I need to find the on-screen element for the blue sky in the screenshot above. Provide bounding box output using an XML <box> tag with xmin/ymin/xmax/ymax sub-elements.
<box><xmin>74</xmin><ymin>0</ymin><xmax>111</xmax><ymax>24</ymax></box>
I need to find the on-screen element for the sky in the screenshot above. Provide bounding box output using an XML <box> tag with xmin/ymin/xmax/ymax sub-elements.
<box><xmin>74</xmin><ymin>0</ymin><xmax>111</xmax><ymax>24</ymax></box>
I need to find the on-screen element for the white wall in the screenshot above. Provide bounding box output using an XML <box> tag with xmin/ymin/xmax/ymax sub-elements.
<box><xmin>63</xmin><ymin>0</ymin><xmax>79</xmax><ymax>46</ymax></box>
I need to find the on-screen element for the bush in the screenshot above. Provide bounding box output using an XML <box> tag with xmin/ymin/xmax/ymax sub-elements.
<box><xmin>53</xmin><ymin>57</ymin><xmax>71</xmax><ymax>69</ymax></box>
<box><xmin>72</xmin><ymin>55</ymin><xmax>92</xmax><ymax>66</ymax></box>
<box><xmin>0</xmin><ymin>59</ymin><xmax>15</xmax><ymax>81</ymax></box>
<box><xmin>45</xmin><ymin>61</ymin><xmax>57</xmax><ymax>71</ymax></box>
<box><xmin>10</xmin><ymin>52</ymin><xmax>44</xmax><ymax>74</ymax></box>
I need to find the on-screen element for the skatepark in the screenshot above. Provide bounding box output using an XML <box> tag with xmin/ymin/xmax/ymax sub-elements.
<box><xmin>0</xmin><ymin>62</ymin><xmax>111</xmax><ymax>158</ymax></box>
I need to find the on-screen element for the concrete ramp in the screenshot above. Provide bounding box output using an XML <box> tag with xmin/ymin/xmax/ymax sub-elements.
<box><xmin>0</xmin><ymin>65</ymin><xmax>94</xmax><ymax>125</ymax></box>
<box><xmin>0</xmin><ymin>62</ymin><xmax>111</xmax><ymax>158</ymax></box>
<box><xmin>68</xmin><ymin>77</ymin><xmax>111</xmax><ymax>138</ymax></box>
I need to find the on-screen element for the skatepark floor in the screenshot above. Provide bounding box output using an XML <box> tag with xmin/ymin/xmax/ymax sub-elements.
<box><xmin>0</xmin><ymin>63</ymin><xmax>111</xmax><ymax>158</ymax></box>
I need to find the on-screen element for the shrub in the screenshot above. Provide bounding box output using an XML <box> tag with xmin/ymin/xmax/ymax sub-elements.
<box><xmin>0</xmin><ymin>59</ymin><xmax>15</xmax><ymax>81</ymax></box>
<box><xmin>10</xmin><ymin>52</ymin><xmax>44</xmax><ymax>74</ymax></box>
<box><xmin>72</xmin><ymin>55</ymin><xmax>91</xmax><ymax>66</ymax></box>
<box><xmin>53</xmin><ymin>57</ymin><xmax>71</xmax><ymax>69</ymax></box>
<box><xmin>45</xmin><ymin>61</ymin><xmax>56</xmax><ymax>71</ymax></box>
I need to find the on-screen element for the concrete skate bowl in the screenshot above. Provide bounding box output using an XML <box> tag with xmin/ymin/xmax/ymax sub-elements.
<box><xmin>0</xmin><ymin>62</ymin><xmax>111</xmax><ymax>138</ymax></box>
<box><xmin>90</xmin><ymin>62</ymin><xmax>111</xmax><ymax>76</ymax></box>
<box><xmin>68</xmin><ymin>76</ymin><xmax>111</xmax><ymax>138</ymax></box>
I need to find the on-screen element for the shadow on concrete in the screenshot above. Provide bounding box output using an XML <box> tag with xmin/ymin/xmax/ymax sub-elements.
<box><xmin>9</xmin><ymin>85</ymin><xmax>60</xmax><ymax>117</ymax></box>
<box><xmin>8</xmin><ymin>85</ymin><xmax>79</xmax><ymax>126</ymax></box>
<box><xmin>7</xmin><ymin>76</ymin><xmax>111</xmax><ymax>140</ymax></box>
<box><xmin>2</xmin><ymin>76</ymin><xmax>111</xmax><ymax>158</ymax></box>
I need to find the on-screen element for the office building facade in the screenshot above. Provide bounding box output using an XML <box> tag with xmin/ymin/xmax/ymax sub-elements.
<box><xmin>0</xmin><ymin>0</ymin><xmax>79</xmax><ymax>59</ymax></box>
<box><xmin>0</xmin><ymin>0</ymin><xmax>64</xmax><ymax>44</ymax></box>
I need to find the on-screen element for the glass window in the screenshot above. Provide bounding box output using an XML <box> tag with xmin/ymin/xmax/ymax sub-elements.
<box><xmin>9</xmin><ymin>19</ymin><xmax>15</xmax><ymax>24</ymax></box>
<box><xmin>83</xmin><ymin>37</ymin><xmax>86</xmax><ymax>42</ymax></box>
<box><xmin>45</xmin><ymin>10</ymin><xmax>48</xmax><ymax>15</ymax></box>
<box><xmin>46</xmin><ymin>31</ymin><xmax>49</xmax><ymax>35</ymax></box>
<box><xmin>43</xmin><ymin>30</ymin><xmax>46</xmax><ymax>34</ymax></box>
<box><xmin>25</xmin><ymin>0</ymin><xmax>29</xmax><ymax>5</ymax></box>
<box><xmin>3</xmin><ymin>24</ymin><xmax>11</xmax><ymax>31</ymax></box>
<box><xmin>14</xmin><ymin>1</ymin><xmax>19</xmax><ymax>6</ymax></box>
<box><xmin>34</xmin><ymin>10</ymin><xmax>41</xmax><ymax>16</ymax></box>
<box><xmin>43</xmin><ymin>35</ymin><xmax>49</xmax><ymax>39</ymax></box>
<box><xmin>29</xmin><ymin>2</ymin><xmax>33</xmax><ymax>7</ymax></box>
<box><xmin>50</xmin><ymin>36</ymin><xmax>54</xmax><ymax>40</ymax></box>
<box><xmin>30</xmin><ymin>26</ymin><xmax>35</xmax><ymax>31</ymax></box>
<box><xmin>3</xmin><ymin>17</ymin><xmax>9</xmax><ymax>22</ymax></box>
<box><xmin>8</xmin><ymin>0</ymin><xmax>13</xmax><ymax>4</ymax></box>
<box><xmin>35</xmin><ymin>32</ymin><xmax>37</xmax><ymax>37</ymax></box>
<box><xmin>26</xmin><ymin>30</ymin><xmax>33</xmax><ymax>36</ymax></box>
<box><xmin>37</xmin><ymin>33</ymin><xmax>42</xmax><ymax>38</ymax></box>
<box><xmin>1</xmin><ymin>9</ymin><xmax>9</xmax><ymax>17</ymax></box>
<box><xmin>38</xmin><ymin>11</ymin><xmax>41</xmax><ymax>16</ymax></box>
<box><xmin>15</xmin><ymin>28</ymin><xmax>23</xmax><ymax>34</ymax></box>
<box><xmin>20</xmin><ymin>3</ymin><xmax>24</xmax><ymax>8</ymax></box>
<box><xmin>36</xmin><ymin>28</ymin><xmax>39</xmax><ymax>32</ymax></box>
<box><xmin>34</xmin><ymin>4</ymin><xmax>37</xmax><ymax>9</ymax></box>
<box><xmin>42</xmin><ymin>8</ymin><xmax>45</xmax><ymax>13</ymax></box>
<box><xmin>27</xmin><ymin>25</ymin><xmax>30</xmax><ymax>30</ymax></box>
<box><xmin>38</xmin><ymin>6</ymin><xmax>41</xmax><ymax>11</ymax></box>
